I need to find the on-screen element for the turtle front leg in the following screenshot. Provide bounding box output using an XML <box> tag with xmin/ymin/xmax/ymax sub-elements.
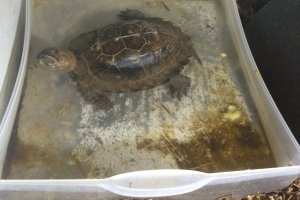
<box><xmin>169</xmin><ymin>74</ymin><xmax>191</xmax><ymax>100</ymax></box>
<box><xmin>83</xmin><ymin>91</ymin><xmax>113</xmax><ymax>110</ymax></box>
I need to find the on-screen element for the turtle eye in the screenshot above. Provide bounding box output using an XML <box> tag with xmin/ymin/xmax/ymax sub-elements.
<box><xmin>48</xmin><ymin>57</ymin><xmax>54</xmax><ymax>64</ymax></box>
<box><xmin>47</xmin><ymin>57</ymin><xmax>60</xmax><ymax>69</ymax></box>
<box><xmin>47</xmin><ymin>57</ymin><xmax>56</xmax><ymax>65</ymax></box>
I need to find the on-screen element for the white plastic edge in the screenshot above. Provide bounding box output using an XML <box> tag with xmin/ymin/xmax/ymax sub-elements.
<box><xmin>0</xmin><ymin>0</ymin><xmax>22</xmax><ymax>90</ymax></box>
<box><xmin>0</xmin><ymin>0</ymin><xmax>31</xmax><ymax>176</ymax></box>
<box><xmin>0</xmin><ymin>167</ymin><xmax>300</xmax><ymax>197</ymax></box>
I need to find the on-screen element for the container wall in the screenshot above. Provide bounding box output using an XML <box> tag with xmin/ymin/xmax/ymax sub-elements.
<box><xmin>0</xmin><ymin>0</ymin><xmax>23</xmax><ymax>124</ymax></box>
<box><xmin>0</xmin><ymin>0</ymin><xmax>31</xmax><ymax>176</ymax></box>
<box><xmin>221</xmin><ymin>0</ymin><xmax>300</xmax><ymax>166</ymax></box>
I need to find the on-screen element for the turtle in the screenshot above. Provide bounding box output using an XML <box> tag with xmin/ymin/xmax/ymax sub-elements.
<box><xmin>37</xmin><ymin>9</ymin><xmax>202</xmax><ymax>109</ymax></box>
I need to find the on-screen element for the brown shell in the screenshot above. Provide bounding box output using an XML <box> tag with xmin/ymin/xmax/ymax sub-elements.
<box><xmin>69</xmin><ymin>18</ymin><xmax>195</xmax><ymax>93</ymax></box>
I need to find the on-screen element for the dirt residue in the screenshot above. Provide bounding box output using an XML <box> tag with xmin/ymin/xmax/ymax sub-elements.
<box><xmin>137</xmin><ymin>105</ymin><xmax>275</xmax><ymax>172</ymax></box>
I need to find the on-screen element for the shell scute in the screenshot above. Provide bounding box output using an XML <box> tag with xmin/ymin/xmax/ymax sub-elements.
<box><xmin>121</xmin><ymin>23</ymin><xmax>141</xmax><ymax>36</ymax></box>
<box><xmin>83</xmin><ymin>42</ymin><xmax>102</xmax><ymax>60</ymax></box>
<box><xmin>123</xmin><ymin>35</ymin><xmax>145</xmax><ymax>50</ymax></box>
<box><xmin>100</xmin><ymin>26</ymin><xmax>121</xmax><ymax>41</ymax></box>
<box><xmin>114</xmin><ymin>49</ymin><xmax>140</xmax><ymax>69</ymax></box>
<box><xmin>101</xmin><ymin>39</ymin><xmax>125</xmax><ymax>55</ymax></box>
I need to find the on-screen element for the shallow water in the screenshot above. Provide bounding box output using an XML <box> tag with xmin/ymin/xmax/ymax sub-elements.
<box><xmin>3</xmin><ymin>0</ymin><xmax>275</xmax><ymax>179</ymax></box>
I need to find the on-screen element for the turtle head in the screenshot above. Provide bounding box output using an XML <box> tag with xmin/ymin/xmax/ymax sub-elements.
<box><xmin>37</xmin><ymin>48</ymin><xmax>77</xmax><ymax>72</ymax></box>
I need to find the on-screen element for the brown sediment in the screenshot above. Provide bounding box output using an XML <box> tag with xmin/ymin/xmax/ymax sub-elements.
<box><xmin>137</xmin><ymin>106</ymin><xmax>276</xmax><ymax>172</ymax></box>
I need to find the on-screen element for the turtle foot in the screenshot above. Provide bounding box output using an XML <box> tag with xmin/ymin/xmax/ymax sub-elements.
<box><xmin>169</xmin><ymin>75</ymin><xmax>191</xmax><ymax>100</ymax></box>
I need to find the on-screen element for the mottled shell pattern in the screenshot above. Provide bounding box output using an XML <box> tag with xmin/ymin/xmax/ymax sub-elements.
<box><xmin>69</xmin><ymin>13</ymin><xmax>195</xmax><ymax>93</ymax></box>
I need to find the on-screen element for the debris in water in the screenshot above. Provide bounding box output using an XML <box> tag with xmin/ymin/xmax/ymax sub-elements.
<box><xmin>160</xmin><ymin>1</ymin><xmax>170</xmax><ymax>11</ymax></box>
<box><xmin>223</xmin><ymin>105</ymin><xmax>242</xmax><ymax>121</ymax></box>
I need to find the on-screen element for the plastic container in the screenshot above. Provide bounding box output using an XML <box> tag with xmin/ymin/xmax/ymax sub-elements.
<box><xmin>0</xmin><ymin>0</ymin><xmax>300</xmax><ymax>199</ymax></box>
<box><xmin>0</xmin><ymin>0</ymin><xmax>30</xmax><ymax>174</ymax></box>
<box><xmin>0</xmin><ymin>0</ymin><xmax>23</xmax><ymax>122</ymax></box>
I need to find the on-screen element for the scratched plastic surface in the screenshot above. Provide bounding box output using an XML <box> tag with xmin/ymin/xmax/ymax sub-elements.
<box><xmin>3</xmin><ymin>0</ymin><xmax>276</xmax><ymax>179</ymax></box>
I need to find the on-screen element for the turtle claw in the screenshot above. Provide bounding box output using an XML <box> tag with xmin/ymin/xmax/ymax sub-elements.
<box><xmin>169</xmin><ymin>75</ymin><xmax>191</xmax><ymax>100</ymax></box>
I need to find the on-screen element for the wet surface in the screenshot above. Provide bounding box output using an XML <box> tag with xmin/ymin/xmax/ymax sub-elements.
<box><xmin>3</xmin><ymin>0</ymin><xmax>275</xmax><ymax>179</ymax></box>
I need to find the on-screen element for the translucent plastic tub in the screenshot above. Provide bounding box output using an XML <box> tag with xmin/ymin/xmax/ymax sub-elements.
<box><xmin>0</xmin><ymin>0</ymin><xmax>300</xmax><ymax>199</ymax></box>
<box><xmin>0</xmin><ymin>0</ymin><xmax>29</xmax><ymax>174</ymax></box>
